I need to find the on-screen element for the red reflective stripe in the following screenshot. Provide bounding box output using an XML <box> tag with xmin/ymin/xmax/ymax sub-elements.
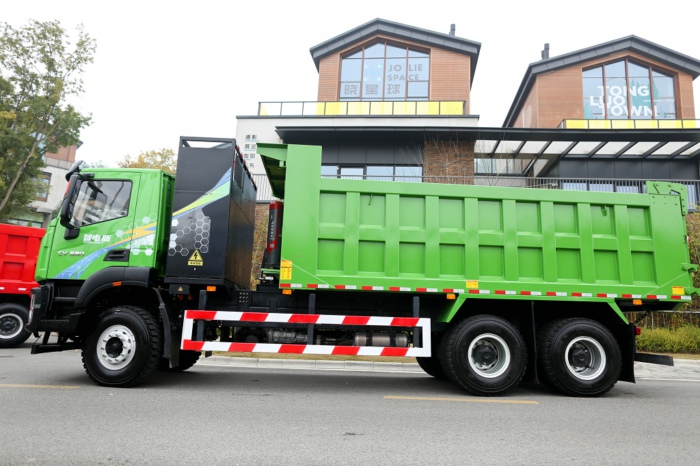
<box><xmin>468</xmin><ymin>289</ymin><xmax>480</xmax><ymax>294</ymax></box>
<box><xmin>182</xmin><ymin>340</ymin><xmax>204</xmax><ymax>351</ymax></box>
<box><xmin>622</xmin><ymin>294</ymin><xmax>633</xmax><ymax>298</ymax></box>
<box><xmin>389</xmin><ymin>287</ymin><xmax>401</xmax><ymax>291</ymax></box>
<box><xmin>342</xmin><ymin>316</ymin><xmax>371</xmax><ymax>325</ymax></box>
<box><xmin>572</xmin><ymin>292</ymin><xmax>583</xmax><ymax>297</ymax></box>
<box><xmin>332</xmin><ymin>346</ymin><xmax>360</xmax><ymax>355</ymax></box>
<box><xmin>240</xmin><ymin>312</ymin><xmax>268</xmax><ymax>322</ymax></box>
<box><xmin>647</xmin><ymin>295</ymin><xmax>658</xmax><ymax>299</ymax></box>
<box><xmin>672</xmin><ymin>295</ymin><xmax>682</xmax><ymax>300</ymax></box>
<box><xmin>307</xmin><ymin>284</ymin><xmax>319</xmax><ymax>289</ymax></box>
<box><xmin>495</xmin><ymin>290</ymin><xmax>506</xmax><ymax>295</ymax></box>
<box><xmin>597</xmin><ymin>294</ymin><xmax>607</xmax><ymax>298</ymax></box>
<box><xmin>361</xmin><ymin>286</ymin><xmax>373</xmax><ymax>290</ymax></box>
<box><xmin>390</xmin><ymin>318</ymin><xmax>420</xmax><ymax>327</ymax></box>
<box><xmin>416</xmin><ymin>288</ymin><xmax>428</xmax><ymax>292</ymax></box>
<box><xmin>280</xmin><ymin>283</ymin><xmax>291</xmax><ymax>288</ymax></box>
<box><xmin>334</xmin><ymin>285</ymin><xmax>346</xmax><ymax>290</ymax></box>
<box><xmin>279</xmin><ymin>344</ymin><xmax>306</xmax><ymax>354</ymax></box>
<box><xmin>546</xmin><ymin>292</ymin><xmax>556</xmax><ymax>296</ymax></box>
<box><xmin>185</xmin><ymin>310</ymin><xmax>217</xmax><ymax>320</ymax></box>
<box><xmin>228</xmin><ymin>343</ymin><xmax>256</xmax><ymax>352</ymax></box>
<box><xmin>289</xmin><ymin>314</ymin><xmax>320</xmax><ymax>324</ymax></box>
<box><xmin>443</xmin><ymin>288</ymin><xmax>454</xmax><ymax>293</ymax></box>
<box><xmin>521</xmin><ymin>291</ymin><xmax>532</xmax><ymax>296</ymax></box>
<box><xmin>381</xmin><ymin>347</ymin><xmax>409</xmax><ymax>357</ymax></box>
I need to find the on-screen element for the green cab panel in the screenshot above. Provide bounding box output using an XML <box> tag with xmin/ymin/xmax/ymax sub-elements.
<box><xmin>258</xmin><ymin>143</ymin><xmax>696</xmax><ymax>303</ymax></box>
<box><xmin>40</xmin><ymin>169</ymin><xmax>173</xmax><ymax>281</ymax></box>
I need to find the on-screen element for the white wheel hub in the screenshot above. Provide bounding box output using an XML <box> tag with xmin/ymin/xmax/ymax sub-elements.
<box><xmin>565</xmin><ymin>336</ymin><xmax>606</xmax><ymax>380</ymax></box>
<box><xmin>97</xmin><ymin>325</ymin><xmax>136</xmax><ymax>370</ymax></box>
<box><xmin>468</xmin><ymin>333</ymin><xmax>511</xmax><ymax>378</ymax></box>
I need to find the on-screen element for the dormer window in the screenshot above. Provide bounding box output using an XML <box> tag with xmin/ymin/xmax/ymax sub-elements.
<box><xmin>340</xmin><ymin>42</ymin><xmax>430</xmax><ymax>101</ymax></box>
<box><xmin>583</xmin><ymin>59</ymin><xmax>676</xmax><ymax>119</ymax></box>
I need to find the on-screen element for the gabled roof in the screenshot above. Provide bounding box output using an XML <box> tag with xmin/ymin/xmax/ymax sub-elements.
<box><xmin>309</xmin><ymin>18</ymin><xmax>481</xmax><ymax>84</ymax></box>
<box><xmin>503</xmin><ymin>36</ymin><xmax>700</xmax><ymax>127</ymax></box>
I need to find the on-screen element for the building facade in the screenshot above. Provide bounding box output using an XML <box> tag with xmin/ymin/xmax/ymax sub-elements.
<box><xmin>236</xmin><ymin>19</ymin><xmax>700</xmax><ymax>205</ymax></box>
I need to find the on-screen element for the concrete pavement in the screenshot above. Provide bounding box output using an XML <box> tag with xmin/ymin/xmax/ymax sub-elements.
<box><xmin>197</xmin><ymin>355</ymin><xmax>700</xmax><ymax>381</ymax></box>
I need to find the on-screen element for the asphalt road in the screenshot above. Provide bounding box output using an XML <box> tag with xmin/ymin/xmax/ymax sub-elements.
<box><xmin>2</xmin><ymin>344</ymin><xmax>700</xmax><ymax>466</ymax></box>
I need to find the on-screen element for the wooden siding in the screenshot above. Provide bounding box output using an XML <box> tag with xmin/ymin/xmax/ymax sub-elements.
<box><xmin>316</xmin><ymin>34</ymin><xmax>471</xmax><ymax>109</ymax></box>
<box><xmin>511</xmin><ymin>50</ymin><xmax>696</xmax><ymax>128</ymax></box>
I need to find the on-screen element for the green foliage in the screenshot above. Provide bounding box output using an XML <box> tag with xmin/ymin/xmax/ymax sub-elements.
<box><xmin>118</xmin><ymin>148</ymin><xmax>177</xmax><ymax>174</ymax></box>
<box><xmin>636</xmin><ymin>325</ymin><xmax>700</xmax><ymax>354</ymax></box>
<box><xmin>0</xmin><ymin>20</ymin><xmax>95</xmax><ymax>220</ymax></box>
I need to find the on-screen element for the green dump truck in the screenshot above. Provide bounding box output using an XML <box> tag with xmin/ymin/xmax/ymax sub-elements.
<box><xmin>28</xmin><ymin>137</ymin><xmax>697</xmax><ymax>397</ymax></box>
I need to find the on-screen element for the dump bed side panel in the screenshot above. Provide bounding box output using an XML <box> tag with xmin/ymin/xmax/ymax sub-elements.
<box><xmin>267</xmin><ymin>144</ymin><xmax>693</xmax><ymax>299</ymax></box>
<box><xmin>0</xmin><ymin>224</ymin><xmax>45</xmax><ymax>293</ymax></box>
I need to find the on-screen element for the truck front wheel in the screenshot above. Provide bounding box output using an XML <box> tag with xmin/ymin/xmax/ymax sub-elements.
<box><xmin>439</xmin><ymin>315</ymin><xmax>527</xmax><ymax>396</ymax></box>
<box><xmin>537</xmin><ymin>318</ymin><xmax>622</xmax><ymax>397</ymax></box>
<box><xmin>82</xmin><ymin>306</ymin><xmax>162</xmax><ymax>387</ymax></box>
<box><xmin>0</xmin><ymin>303</ymin><xmax>32</xmax><ymax>348</ymax></box>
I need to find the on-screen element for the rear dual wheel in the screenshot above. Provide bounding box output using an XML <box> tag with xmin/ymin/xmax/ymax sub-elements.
<box><xmin>538</xmin><ymin>318</ymin><xmax>621</xmax><ymax>397</ymax></box>
<box><xmin>439</xmin><ymin>315</ymin><xmax>527</xmax><ymax>396</ymax></box>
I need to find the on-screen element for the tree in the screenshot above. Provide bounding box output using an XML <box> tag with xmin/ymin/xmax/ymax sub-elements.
<box><xmin>118</xmin><ymin>148</ymin><xmax>177</xmax><ymax>174</ymax></box>
<box><xmin>0</xmin><ymin>20</ymin><xmax>95</xmax><ymax>221</ymax></box>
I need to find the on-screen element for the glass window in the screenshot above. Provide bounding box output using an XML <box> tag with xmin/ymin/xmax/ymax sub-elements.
<box><xmin>366</xmin><ymin>166</ymin><xmax>394</xmax><ymax>181</ymax></box>
<box><xmin>340</xmin><ymin>42</ymin><xmax>429</xmax><ymax>101</ymax></box>
<box><xmin>321</xmin><ymin>165</ymin><xmax>338</xmax><ymax>178</ymax></box>
<box><xmin>71</xmin><ymin>180</ymin><xmax>131</xmax><ymax>227</ymax></box>
<box><xmin>582</xmin><ymin>59</ymin><xmax>676</xmax><ymax>119</ymax></box>
<box><xmin>395</xmin><ymin>166</ymin><xmax>422</xmax><ymax>183</ymax></box>
<box><xmin>36</xmin><ymin>172</ymin><xmax>51</xmax><ymax>202</ymax></box>
<box><xmin>340</xmin><ymin>167</ymin><xmax>364</xmax><ymax>179</ymax></box>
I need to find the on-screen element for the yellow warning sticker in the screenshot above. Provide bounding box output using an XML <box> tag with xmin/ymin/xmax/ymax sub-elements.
<box><xmin>188</xmin><ymin>250</ymin><xmax>204</xmax><ymax>266</ymax></box>
<box><xmin>281</xmin><ymin>260</ymin><xmax>292</xmax><ymax>280</ymax></box>
<box><xmin>672</xmin><ymin>286</ymin><xmax>685</xmax><ymax>295</ymax></box>
<box><xmin>466</xmin><ymin>280</ymin><xmax>479</xmax><ymax>289</ymax></box>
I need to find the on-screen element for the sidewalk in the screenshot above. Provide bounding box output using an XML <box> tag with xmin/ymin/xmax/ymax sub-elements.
<box><xmin>198</xmin><ymin>355</ymin><xmax>700</xmax><ymax>381</ymax></box>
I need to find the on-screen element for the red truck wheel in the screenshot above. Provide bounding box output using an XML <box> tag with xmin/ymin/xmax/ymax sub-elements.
<box><xmin>439</xmin><ymin>315</ymin><xmax>527</xmax><ymax>396</ymax></box>
<box><xmin>0</xmin><ymin>303</ymin><xmax>32</xmax><ymax>348</ymax></box>
<box><xmin>81</xmin><ymin>306</ymin><xmax>162</xmax><ymax>387</ymax></box>
<box><xmin>538</xmin><ymin>318</ymin><xmax>622</xmax><ymax>397</ymax></box>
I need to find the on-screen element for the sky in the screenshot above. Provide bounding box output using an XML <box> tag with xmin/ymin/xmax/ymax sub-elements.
<box><xmin>4</xmin><ymin>0</ymin><xmax>700</xmax><ymax>167</ymax></box>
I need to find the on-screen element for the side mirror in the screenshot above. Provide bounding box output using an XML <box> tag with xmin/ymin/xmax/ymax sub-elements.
<box><xmin>59</xmin><ymin>174</ymin><xmax>80</xmax><ymax>230</ymax></box>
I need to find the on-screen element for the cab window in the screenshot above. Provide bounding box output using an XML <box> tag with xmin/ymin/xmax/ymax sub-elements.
<box><xmin>71</xmin><ymin>180</ymin><xmax>132</xmax><ymax>227</ymax></box>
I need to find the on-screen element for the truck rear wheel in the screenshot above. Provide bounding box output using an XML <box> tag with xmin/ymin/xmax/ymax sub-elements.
<box><xmin>537</xmin><ymin>318</ymin><xmax>622</xmax><ymax>397</ymax></box>
<box><xmin>82</xmin><ymin>306</ymin><xmax>162</xmax><ymax>387</ymax></box>
<box><xmin>439</xmin><ymin>315</ymin><xmax>527</xmax><ymax>396</ymax></box>
<box><xmin>0</xmin><ymin>303</ymin><xmax>32</xmax><ymax>348</ymax></box>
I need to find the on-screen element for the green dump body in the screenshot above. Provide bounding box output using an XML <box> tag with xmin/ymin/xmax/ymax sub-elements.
<box><xmin>258</xmin><ymin>143</ymin><xmax>696</xmax><ymax>310</ymax></box>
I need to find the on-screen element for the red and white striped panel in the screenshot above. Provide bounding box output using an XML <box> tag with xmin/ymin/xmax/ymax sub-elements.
<box><xmin>181</xmin><ymin>310</ymin><xmax>431</xmax><ymax>357</ymax></box>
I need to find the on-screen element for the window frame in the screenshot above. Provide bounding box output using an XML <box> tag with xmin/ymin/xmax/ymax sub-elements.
<box><xmin>582</xmin><ymin>58</ymin><xmax>678</xmax><ymax>119</ymax></box>
<box><xmin>339</xmin><ymin>40</ymin><xmax>431</xmax><ymax>102</ymax></box>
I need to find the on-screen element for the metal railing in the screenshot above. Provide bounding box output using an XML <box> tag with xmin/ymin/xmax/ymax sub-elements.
<box><xmin>252</xmin><ymin>173</ymin><xmax>700</xmax><ymax>210</ymax></box>
<box><xmin>560</xmin><ymin>119</ymin><xmax>700</xmax><ymax>129</ymax></box>
<box><xmin>258</xmin><ymin>100</ymin><xmax>466</xmax><ymax>117</ymax></box>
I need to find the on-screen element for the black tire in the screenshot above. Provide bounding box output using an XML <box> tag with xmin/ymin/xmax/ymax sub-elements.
<box><xmin>82</xmin><ymin>305</ymin><xmax>162</xmax><ymax>387</ymax></box>
<box><xmin>161</xmin><ymin>350</ymin><xmax>201</xmax><ymax>372</ymax></box>
<box><xmin>416</xmin><ymin>334</ymin><xmax>447</xmax><ymax>379</ymax></box>
<box><xmin>537</xmin><ymin>318</ymin><xmax>622</xmax><ymax>397</ymax></box>
<box><xmin>439</xmin><ymin>315</ymin><xmax>527</xmax><ymax>396</ymax></box>
<box><xmin>0</xmin><ymin>303</ymin><xmax>32</xmax><ymax>348</ymax></box>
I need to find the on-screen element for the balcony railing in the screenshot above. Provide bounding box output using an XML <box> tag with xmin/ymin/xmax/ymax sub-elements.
<box><xmin>251</xmin><ymin>173</ymin><xmax>700</xmax><ymax>211</ymax></box>
<box><xmin>560</xmin><ymin>119</ymin><xmax>700</xmax><ymax>129</ymax></box>
<box><xmin>258</xmin><ymin>100</ymin><xmax>466</xmax><ymax>117</ymax></box>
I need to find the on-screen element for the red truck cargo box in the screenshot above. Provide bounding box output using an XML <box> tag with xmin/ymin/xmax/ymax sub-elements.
<box><xmin>0</xmin><ymin>223</ymin><xmax>45</xmax><ymax>296</ymax></box>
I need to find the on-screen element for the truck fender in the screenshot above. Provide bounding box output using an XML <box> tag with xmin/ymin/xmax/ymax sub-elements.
<box><xmin>74</xmin><ymin>267</ymin><xmax>154</xmax><ymax>309</ymax></box>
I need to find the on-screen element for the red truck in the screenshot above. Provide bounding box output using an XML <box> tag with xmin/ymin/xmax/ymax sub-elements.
<box><xmin>0</xmin><ymin>223</ymin><xmax>44</xmax><ymax>347</ymax></box>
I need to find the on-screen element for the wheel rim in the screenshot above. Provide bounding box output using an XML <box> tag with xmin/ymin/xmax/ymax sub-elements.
<box><xmin>0</xmin><ymin>312</ymin><xmax>23</xmax><ymax>339</ymax></box>
<box><xmin>565</xmin><ymin>336</ymin><xmax>606</xmax><ymax>380</ymax></box>
<box><xmin>467</xmin><ymin>333</ymin><xmax>511</xmax><ymax>378</ymax></box>
<box><xmin>97</xmin><ymin>325</ymin><xmax>136</xmax><ymax>370</ymax></box>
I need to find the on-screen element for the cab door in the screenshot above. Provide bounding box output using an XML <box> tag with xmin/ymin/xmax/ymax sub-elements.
<box><xmin>47</xmin><ymin>173</ymin><xmax>140</xmax><ymax>280</ymax></box>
